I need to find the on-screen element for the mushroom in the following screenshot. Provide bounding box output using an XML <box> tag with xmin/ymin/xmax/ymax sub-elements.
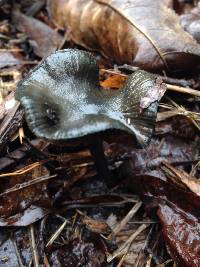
<box><xmin>15</xmin><ymin>49</ymin><xmax>160</xmax><ymax>185</ymax></box>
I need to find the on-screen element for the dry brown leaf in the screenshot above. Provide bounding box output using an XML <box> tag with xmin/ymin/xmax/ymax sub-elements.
<box><xmin>48</xmin><ymin>0</ymin><xmax>200</xmax><ymax>73</ymax></box>
<box><xmin>162</xmin><ymin>162</ymin><xmax>200</xmax><ymax>197</ymax></box>
<box><xmin>82</xmin><ymin>216</ymin><xmax>111</xmax><ymax>235</ymax></box>
<box><xmin>12</xmin><ymin>9</ymin><xmax>63</xmax><ymax>58</ymax></box>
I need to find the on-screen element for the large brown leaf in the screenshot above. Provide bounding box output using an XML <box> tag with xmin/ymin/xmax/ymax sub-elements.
<box><xmin>48</xmin><ymin>0</ymin><xmax>200</xmax><ymax>73</ymax></box>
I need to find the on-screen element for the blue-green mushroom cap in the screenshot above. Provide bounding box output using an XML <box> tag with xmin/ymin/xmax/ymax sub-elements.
<box><xmin>15</xmin><ymin>49</ymin><xmax>159</xmax><ymax>147</ymax></box>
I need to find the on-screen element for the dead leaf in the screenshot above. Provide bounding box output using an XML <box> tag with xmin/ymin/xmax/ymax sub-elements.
<box><xmin>125</xmin><ymin>170</ymin><xmax>200</xmax><ymax>266</ymax></box>
<box><xmin>12</xmin><ymin>9</ymin><xmax>63</xmax><ymax>58</ymax></box>
<box><xmin>155</xmin><ymin>115</ymin><xmax>198</xmax><ymax>139</ymax></box>
<box><xmin>100</xmin><ymin>74</ymin><xmax>126</xmax><ymax>89</ymax></box>
<box><xmin>82</xmin><ymin>215</ymin><xmax>111</xmax><ymax>234</ymax></box>
<box><xmin>48</xmin><ymin>0</ymin><xmax>200</xmax><ymax>73</ymax></box>
<box><xmin>158</xmin><ymin>203</ymin><xmax>200</xmax><ymax>267</ymax></box>
<box><xmin>0</xmin><ymin>205</ymin><xmax>49</xmax><ymax>226</ymax></box>
<box><xmin>162</xmin><ymin>161</ymin><xmax>200</xmax><ymax>197</ymax></box>
<box><xmin>140</xmin><ymin>77</ymin><xmax>167</xmax><ymax>110</ymax></box>
<box><xmin>0</xmin><ymin>163</ymin><xmax>51</xmax><ymax>218</ymax></box>
<box><xmin>48</xmin><ymin>237</ymin><xmax>107</xmax><ymax>267</ymax></box>
<box><xmin>0</xmin><ymin>52</ymin><xmax>22</xmax><ymax>69</ymax></box>
<box><xmin>180</xmin><ymin>4</ymin><xmax>200</xmax><ymax>43</ymax></box>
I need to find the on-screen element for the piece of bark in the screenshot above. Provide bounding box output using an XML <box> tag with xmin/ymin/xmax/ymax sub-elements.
<box><xmin>48</xmin><ymin>0</ymin><xmax>200</xmax><ymax>73</ymax></box>
<box><xmin>0</xmin><ymin>92</ymin><xmax>24</xmax><ymax>150</ymax></box>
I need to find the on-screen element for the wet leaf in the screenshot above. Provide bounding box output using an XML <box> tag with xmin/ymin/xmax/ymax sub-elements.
<box><xmin>130</xmin><ymin>170</ymin><xmax>200</xmax><ymax>218</ymax></box>
<box><xmin>0</xmin><ymin>205</ymin><xmax>49</xmax><ymax>226</ymax></box>
<box><xmin>158</xmin><ymin>203</ymin><xmax>200</xmax><ymax>267</ymax></box>
<box><xmin>48</xmin><ymin>0</ymin><xmax>200</xmax><ymax>73</ymax></box>
<box><xmin>110</xmin><ymin>136</ymin><xmax>198</xmax><ymax>175</ymax></box>
<box><xmin>126</xmin><ymin>161</ymin><xmax>200</xmax><ymax>266</ymax></box>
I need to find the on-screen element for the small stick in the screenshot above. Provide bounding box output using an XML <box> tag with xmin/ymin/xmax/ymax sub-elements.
<box><xmin>108</xmin><ymin>201</ymin><xmax>142</xmax><ymax>239</ymax></box>
<box><xmin>0</xmin><ymin>174</ymin><xmax>57</xmax><ymax>197</ymax></box>
<box><xmin>46</xmin><ymin>219</ymin><xmax>67</xmax><ymax>247</ymax></box>
<box><xmin>107</xmin><ymin>223</ymin><xmax>149</xmax><ymax>262</ymax></box>
<box><xmin>30</xmin><ymin>225</ymin><xmax>40</xmax><ymax>267</ymax></box>
<box><xmin>13</xmin><ymin>239</ymin><xmax>25</xmax><ymax>267</ymax></box>
<box><xmin>166</xmin><ymin>83</ymin><xmax>200</xmax><ymax>97</ymax></box>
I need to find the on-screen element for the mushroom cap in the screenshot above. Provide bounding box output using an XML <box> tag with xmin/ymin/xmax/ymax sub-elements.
<box><xmin>15</xmin><ymin>49</ymin><xmax>159</xmax><ymax>147</ymax></box>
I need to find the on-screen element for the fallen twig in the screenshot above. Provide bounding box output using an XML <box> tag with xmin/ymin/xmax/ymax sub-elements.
<box><xmin>108</xmin><ymin>201</ymin><xmax>142</xmax><ymax>239</ymax></box>
<box><xmin>107</xmin><ymin>223</ymin><xmax>149</xmax><ymax>262</ymax></box>
<box><xmin>0</xmin><ymin>174</ymin><xmax>57</xmax><ymax>197</ymax></box>
<box><xmin>30</xmin><ymin>225</ymin><xmax>40</xmax><ymax>267</ymax></box>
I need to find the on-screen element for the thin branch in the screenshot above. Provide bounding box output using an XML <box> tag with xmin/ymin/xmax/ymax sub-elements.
<box><xmin>0</xmin><ymin>174</ymin><xmax>57</xmax><ymax>197</ymax></box>
<box><xmin>107</xmin><ymin>223</ymin><xmax>149</xmax><ymax>262</ymax></box>
<box><xmin>46</xmin><ymin>219</ymin><xmax>68</xmax><ymax>247</ymax></box>
<box><xmin>13</xmin><ymin>239</ymin><xmax>25</xmax><ymax>267</ymax></box>
<box><xmin>108</xmin><ymin>201</ymin><xmax>142</xmax><ymax>239</ymax></box>
<box><xmin>166</xmin><ymin>83</ymin><xmax>200</xmax><ymax>97</ymax></box>
<box><xmin>29</xmin><ymin>225</ymin><xmax>40</xmax><ymax>267</ymax></box>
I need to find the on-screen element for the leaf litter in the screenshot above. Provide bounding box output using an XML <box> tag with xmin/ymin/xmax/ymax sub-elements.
<box><xmin>0</xmin><ymin>1</ymin><xmax>199</xmax><ymax>267</ymax></box>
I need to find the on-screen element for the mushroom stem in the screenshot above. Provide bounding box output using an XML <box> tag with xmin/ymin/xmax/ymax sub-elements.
<box><xmin>89</xmin><ymin>137</ymin><xmax>112</xmax><ymax>187</ymax></box>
